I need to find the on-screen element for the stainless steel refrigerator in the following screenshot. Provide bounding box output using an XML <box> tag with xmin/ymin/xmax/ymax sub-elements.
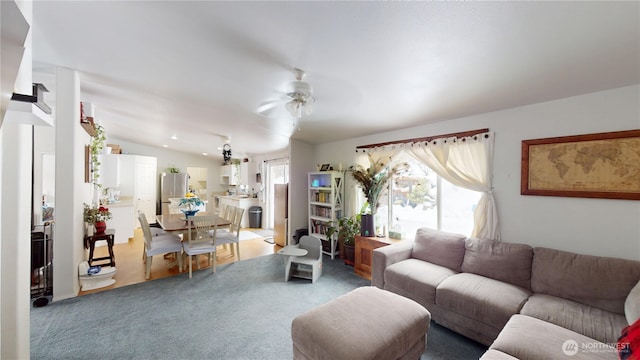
<box><xmin>273</xmin><ymin>183</ymin><xmax>288</xmax><ymax>246</ymax></box>
<box><xmin>160</xmin><ymin>172</ymin><xmax>189</xmax><ymax>215</ymax></box>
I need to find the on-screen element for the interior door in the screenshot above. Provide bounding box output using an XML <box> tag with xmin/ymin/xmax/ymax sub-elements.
<box><xmin>265</xmin><ymin>159</ymin><xmax>289</xmax><ymax>229</ymax></box>
<box><xmin>273</xmin><ymin>184</ymin><xmax>288</xmax><ymax>246</ymax></box>
<box><xmin>135</xmin><ymin>156</ymin><xmax>157</xmax><ymax>220</ymax></box>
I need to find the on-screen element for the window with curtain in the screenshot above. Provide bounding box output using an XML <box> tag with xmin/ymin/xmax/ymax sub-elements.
<box><xmin>355</xmin><ymin>151</ymin><xmax>482</xmax><ymax>238</ymax></box>
<box><xmin>353</xmin><ymin>131</ymin><xmax>498</xmax><ymax>240</ymax></box>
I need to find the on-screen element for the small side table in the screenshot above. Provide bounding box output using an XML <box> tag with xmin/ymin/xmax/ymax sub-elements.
<box><xmin>84</xmin><ymin>229</ymin><xmax>116</xmax><ymax>267</ymax></box>
<box><xmin>277</xmin><ymin>245</ymin><xmax>308</xmax><ymax>282</ymax></box>
<box><xmin>354</xmin><ymin>235</ymin><xmax>401</xmax><ymax>280</ymax></box>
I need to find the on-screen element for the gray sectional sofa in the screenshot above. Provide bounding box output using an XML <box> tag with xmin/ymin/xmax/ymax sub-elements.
<box><xmin>372</xmin><ymin>228</ymin><xmax>640</xmax><ymax>359</ymax></box>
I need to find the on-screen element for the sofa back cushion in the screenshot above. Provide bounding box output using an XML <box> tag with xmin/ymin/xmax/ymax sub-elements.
<box><xmin>411</xmin><ymin>228</ymin><xmax>467</xmax><ymax>272</ymax></box>
<box><xmin>461</xmin><ymin>238</ymin><xmax>533</xmax><ymax>290</ymax></box>
<box><xmin>531</xmin><ymin>247</ymin><xmax>640</xmax><ymax>314</ymax></box>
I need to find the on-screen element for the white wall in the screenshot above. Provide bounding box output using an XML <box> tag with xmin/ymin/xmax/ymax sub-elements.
<box><xmin>289</xmin><ymin>139</ymin><xmax>315</xmax><ymax>245</ymax></box>
<box><xmin>315</xmin><ymin>85</ymin><xmax>640</xmax><ymax>260</ymax></box>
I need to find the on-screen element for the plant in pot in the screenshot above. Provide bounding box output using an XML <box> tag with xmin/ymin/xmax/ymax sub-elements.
<box><xmin>83</xmin><ymin>203</ymin><xmax>112</xmax><ymax>234</ymax></box>
<box><xmin>327</xmin><ymin>214</ymin><xmax>361</xmax><ymax>265</ymax></box>
<box><xmin>351</xmin><ymin>156</ymin><xmax>407</xmax><ymax>236</ymax></box>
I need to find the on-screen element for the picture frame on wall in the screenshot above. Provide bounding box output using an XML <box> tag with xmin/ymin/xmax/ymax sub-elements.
<box><xmin>521</xmin><ymin>129</ymin><xmax>640</xmax><ymax>200</ymax></box>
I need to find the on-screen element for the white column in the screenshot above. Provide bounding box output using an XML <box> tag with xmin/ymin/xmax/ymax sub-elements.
<box><xmin>53</xmin><ymin>67</ymin><xmax>92</xmax><ymax>301</ymax></box>
<box><xmin>1</xmin><ymin>1</ymin><xmax>34</xmax><ymax>357</ymax></box>
<box><xmin>0</xmin><ymin>115</ymin><xmax>33</xmax><ymax>360</ymax></box>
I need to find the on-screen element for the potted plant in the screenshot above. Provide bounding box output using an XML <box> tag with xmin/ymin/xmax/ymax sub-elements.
<box><xmin>327</xmin><ymin>214</ymin><xmax>361</xmax><ymax>265</ymax></box>
<box><xmin>83</xmin><ymin>203</ymin><xmax>112</xmax><ymax>234</ymax></box>
<box><xmin>351</xmin><ymin>156</ymin><xmax>407</xmax><ymax>236</ymax></box>
<box><xmin>178</xmin><ymin>193</ymin><xmax>204</xmax><ymax>218</ymax></box>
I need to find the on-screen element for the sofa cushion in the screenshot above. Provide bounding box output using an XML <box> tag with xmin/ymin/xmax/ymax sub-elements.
<box><xmin>461</xmin><ymin>237</ymin><xmax>533</xmax><ymax>291</ymax></box>
<box><xmin>435</xmin><ymin>273</ymin><xmax>531</xmax><ymax>330</ymax></box>
<box><xmin>531</xmin><ymin>247</ymin><xmax>640</xmax><ymax>314</ymax></box>
<box><xmin>411</xmin><ymin>228</ymin><xmax>467</xmax><ymax>272</ymax></box>
<box><xmin>479</xmin><ymin>349</ymin><xmax>519</xmax><ymax>360</ymax></box>
<box><xmin>520</xmin><ymin>293</ymin><xmax>628</xmax><ymax>344</ymax></box>
<box><xmin>490</xmin><ymin>314</ymin><xmax>618</xmax><ymax>360</ymax></box>
<box><xmin>384</xmin><ymin>258</ymin><xmax>457</xmax><ymax>308</ymax></box>
<box><xmin>625</xmin><ymin>280</ymin><xmax>640</xmax><ymax>324</ymax></box>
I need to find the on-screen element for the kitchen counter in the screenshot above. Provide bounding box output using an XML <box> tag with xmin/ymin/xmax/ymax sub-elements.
<box><xmin>101</xmin><ymin>197</ymin><xmax>135</xmax><ymax>244</ymax></box>
<box><xmin>215</xmin><ymin>195</ymin><xmax>259</xmax><ymax>227</ymax></box>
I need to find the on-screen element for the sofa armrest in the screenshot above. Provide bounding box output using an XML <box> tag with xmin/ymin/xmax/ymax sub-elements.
<box><xmin>371</xmin><ymin>240</ymin><xmax>414</xmax><ymax>289</ymax></box>
<box><xmin>626</xmin><ymin>279</ymin><xmax>640</xmax><ymax>324</ymax></box>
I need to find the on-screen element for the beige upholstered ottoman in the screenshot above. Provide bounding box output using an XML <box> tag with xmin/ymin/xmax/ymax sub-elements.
<box><xmin>291</xmin><ymin>286</ymin><xmax>431</xmax><ymax>360</ymax></box>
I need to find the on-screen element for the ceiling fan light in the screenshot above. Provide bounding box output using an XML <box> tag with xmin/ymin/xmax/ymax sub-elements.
<box><xmin>304</xmin><ymin>102</ymin><xmax>314</xmax><ymax>116</ymax></box>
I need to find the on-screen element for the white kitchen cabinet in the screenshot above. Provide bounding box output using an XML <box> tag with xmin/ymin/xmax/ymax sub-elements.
<box><xmin>108</xmin><ymin>202</ymin><xmax>135</xmax><ymax>244</ymax></box>
<box><xmin>220</xmin><ymin>164</ymin><xmax>239</xmax><ymax>185</ymax></box>
<box><xmin>113</xmin><ymin>155</ymin><xmax>157</xmax><ymax>226</ymax></box>
<box><xmin>99</xmin><ymin>154</ymin><xmax>121</xmax><ymax>188</ymax></box>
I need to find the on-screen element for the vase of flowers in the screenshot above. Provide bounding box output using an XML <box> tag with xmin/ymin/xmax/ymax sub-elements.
<box><xmin>83</xmin><ymin>203</ymin><xmax>112</xmax><ymax>234</ymax></box>
<box><xmin>351</xmin><ymin>156</ymin><xmax>407</xmax><ymax>236</ymax></box>
<box><xmin>179</xmin><ymin>193</ymin><xmax>204</xmax><ymax>218</ymax></box>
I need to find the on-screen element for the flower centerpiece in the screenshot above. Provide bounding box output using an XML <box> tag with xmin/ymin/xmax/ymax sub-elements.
<box><xmin>179</xmin><ymin>193</ymin><xmax>204</xmax><ymax>218</ymax></box>
<box><xmin>83</xmin><ymin>203</ymin><xmax>112</xmax><ymax>234</ymax></box>
<box><xmin>351</xmin><ymin>156</ymin><xmax>408</xmax><ymax>236</ymax></box>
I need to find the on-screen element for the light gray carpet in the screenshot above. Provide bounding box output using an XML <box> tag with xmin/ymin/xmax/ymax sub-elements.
<box><xmin>31</xmin><ymin>254</ymin><xmax>487</xmax><ymax>359</ymax></box>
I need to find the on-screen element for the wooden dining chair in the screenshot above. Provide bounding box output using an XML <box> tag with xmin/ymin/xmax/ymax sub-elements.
<box><xmin>183</xmin><ymin>215</ymin><xmax>218</xmax><ymax>278</ymax></box>
<box><xmin>215</xmin><ymin>206</ymin><xmax>244</xmax><ymax>260</ymax></box>
<box><xmin>138</xmin><ymin>212</ymin><xmax>183</xmax><ymax>280</ymax></box>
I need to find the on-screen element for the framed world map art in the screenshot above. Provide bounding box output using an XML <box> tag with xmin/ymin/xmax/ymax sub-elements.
<box><xmin>521</xmin><ymin>129</ymin><xmax>640</xmax><ymax>200</ymax></box>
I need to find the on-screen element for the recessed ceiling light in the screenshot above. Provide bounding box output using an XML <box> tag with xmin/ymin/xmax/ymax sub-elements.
<box><xmin>163</xmin><ymin>144</ymin><xmax>168</xmax><ymax>148</ymax></box>
<box><xmin>170</xmin><ymin>134</ymin><xmax>177</xmax><ymax>140</ymax></box>
<box><xmin>202</xmin><ymin>152</ymin><xmax>208</xmax><ymax>156</ymax></box>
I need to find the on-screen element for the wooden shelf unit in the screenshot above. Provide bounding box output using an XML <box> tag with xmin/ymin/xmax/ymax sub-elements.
<box><xmin>308</xmin><ymin>171</ymin><xmax>344</xmax><ymax>259</ymax></box>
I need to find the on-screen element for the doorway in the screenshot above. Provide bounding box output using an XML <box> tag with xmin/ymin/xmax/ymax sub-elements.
<box><xmin>264</xmin><ymin>159</ymin><xmax>289</xmax><ymax>229</ymax></box>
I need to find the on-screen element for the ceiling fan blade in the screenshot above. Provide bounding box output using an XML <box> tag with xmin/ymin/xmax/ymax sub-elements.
<box><xmin>256</xmin><ymin>100</ymin><xmax>281</xmax><ymax>114</ymax></box>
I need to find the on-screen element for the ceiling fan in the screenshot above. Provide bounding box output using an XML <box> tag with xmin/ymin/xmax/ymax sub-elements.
<box><xmin>257</xmin><ymin>68</ymin><xmax>316</xmax><ymax>119</ymax></box>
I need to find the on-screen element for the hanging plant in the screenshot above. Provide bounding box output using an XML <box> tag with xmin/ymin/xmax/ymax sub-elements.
<box><xmin>90</xmin><ymin>124</ymin><xmax>106</xmax><ymax>185</ymax></box>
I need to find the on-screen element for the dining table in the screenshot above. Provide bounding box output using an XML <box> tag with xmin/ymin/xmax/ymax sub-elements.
<box><xmin>155</xmin><ymin>212</ymin><xmax>231</xmax><ymax>233</ymax></box>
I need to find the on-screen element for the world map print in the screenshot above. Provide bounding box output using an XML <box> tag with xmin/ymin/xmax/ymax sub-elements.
<box><xmin>528</xmin><ymin>137</ymin><xmax>640</xmax><ymax>193</ymax></box>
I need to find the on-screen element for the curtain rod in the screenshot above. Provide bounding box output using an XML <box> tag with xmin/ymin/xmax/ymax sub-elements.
<box><xmin>356</xmin><ymin>128</ymin><xmax>490</xmax><ymax>149</ymax></box>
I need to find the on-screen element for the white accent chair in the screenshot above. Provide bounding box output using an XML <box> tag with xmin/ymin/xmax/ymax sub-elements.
<box><xmin>290</xmin><ymin>235</ymin><xmax>323</xmax><ymax>283</ymax></box>
<box><xmin>138</xmin><ymin>212</ymin><xmax>183</xmax><ymax>280</ymax></box>
<box><xmin>183</xmin><ymin>215</ymin><xmax>218</xmax><ymax>278</ymax></box>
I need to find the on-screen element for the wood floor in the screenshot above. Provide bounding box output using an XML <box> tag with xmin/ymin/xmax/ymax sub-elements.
<box><xmin>80</xmin><ymin>228</ymin><xmax>281</xmax><ymax>296</ymax></box>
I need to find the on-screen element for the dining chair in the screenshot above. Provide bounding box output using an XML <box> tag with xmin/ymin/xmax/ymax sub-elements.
<box><xmin>138</xmin><ymin>210</ymin><xmax>168</xmax><ymax>260</ymax></box>
<box><xmin>290</xmin><ymin>235</ymin><xmax>323</xmax><ymax>283</ymax></box>
<box><xmin>138</xmin><ymin>212</ymin><xmax>183</xmax><ymax>280</ymax></box>
<box><xmin>215</xmin><ymin>206</ymin><xmax>244</xmax><ymax>260</ymax></box>
<box><xmin>218</xmin><ymin>204</ymin><xmax>230</xmax><ymax>221</ymax></box>
<box><xmin>183</xmin><ymin>215</ymin><xmax>218</xmax><ymax>278</ymax></box>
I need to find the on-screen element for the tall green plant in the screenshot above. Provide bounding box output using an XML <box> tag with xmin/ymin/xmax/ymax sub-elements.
<box><xmin>351</xmin><ymin>156</ymin><xmax>407</xmax><ymax>215</ymax></box>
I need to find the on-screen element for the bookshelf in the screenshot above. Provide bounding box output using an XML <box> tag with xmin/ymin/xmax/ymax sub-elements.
<box><xmin>308</xmin><ymin>171</ymin><xmax>344</xmax><ymax>259</ymax></box>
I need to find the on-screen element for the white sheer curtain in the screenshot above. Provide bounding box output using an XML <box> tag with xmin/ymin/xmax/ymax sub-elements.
<box><xmin>408</xmin><ymin>132</ymin><xmax>500</xmax><ymax>240</ymax></box>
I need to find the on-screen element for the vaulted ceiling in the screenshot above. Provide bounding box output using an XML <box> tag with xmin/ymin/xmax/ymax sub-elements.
<box><xmin>31</xmin><ymin>1</ymin><xmax>639</xmax><ymax>159</ymax></box>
